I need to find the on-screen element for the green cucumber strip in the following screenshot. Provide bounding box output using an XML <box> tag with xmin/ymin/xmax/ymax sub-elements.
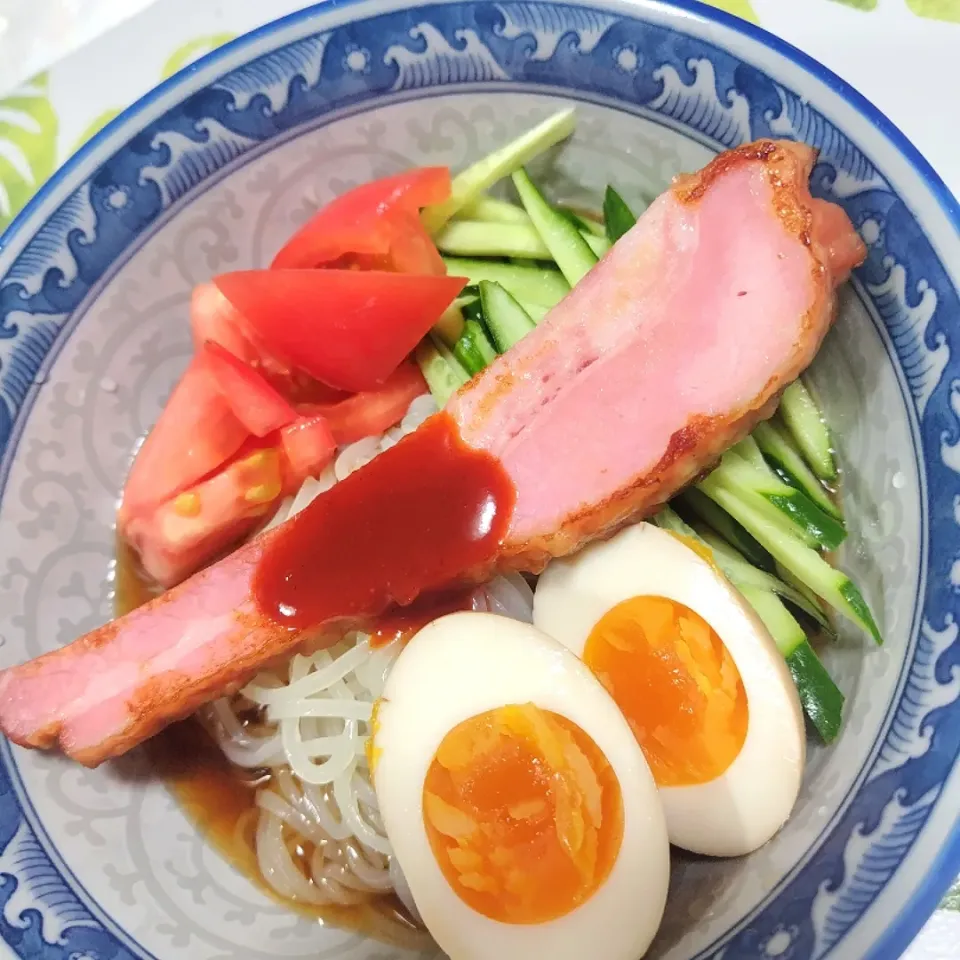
<box><xmin>557</xmin><ymin>207</ymin><xmax>606</xmax><ymax>237</ymax></box>
<box><xmin>430</xmin><ymin>332</ymin><xmax>470</xmax><ymax>383</ymax></box>
<box><xmin>415</xmin><ymin>338</ymin><xmax>463</xmax><ymax>407</ymax></box>
<box><xmin>772</xmin><ymin>561</ymin><xmax>835</xmax><ymax>637</ymax></box>
<box><xmin>453</xmin><ymin>319</ymin><xmax>498</xmax><ymax>375</ymax></box>
<box><xmin>739</xmin><ymin>586</ymin><xmax>845</xmax><ymax>743</ymax></box>
<box><xmin>520</xmin><ymin>300</ymin><xmax>549</xmax><ymax>323</ymax></box>
<box><xmin>603</xmin><ymin>185</ymin><xmax>637</xmax><ymax>243</ymax></box>
<box><xmin>780</xmin><ymin>378</ymin><xmax>837</xmax><ymax>481</ymax></box>
<box><xmin>658</xmin><ymin>506</ymin><xmax>830</xmax><ymax>630</ymax></box>
<box><xmin>435</xmin><ymin>219</ymin><xmax>604</xmax><ymax>260</ymax></box>
<box><xmin>422</xmin><ymin>108</ymin><xmax>577</xmax><ymax>233</ymax></box>
<box><xmin>459</xmin><ymin>195</ymin><xmax>531</xmax><ymax>225</ymax></box>
<box><xmin>697</xmin><ymin>527</ymin><xmax>832</xmax><ymax>631</ymax></box>
<box><xmin>713</xmin><ymin>452</ymin><xmax>846</xmax><ymax>551</ymax></box>
<box><xmin>512</xmin><ymin>168</ymin><xmax>598</xmax><ymax>286</ymax></box>
<box><xmin>435</xmin><ymin>220</ymin><xmax>551</xmax><ymax>259</ymax></box>
<box><xmin>584</xmin><ymin>232</ymin><xmax>611</xmax><ymax>257</ymax></box>
<box><xmin>479</xmin><ymin>280</ymin><xmax>536</xmax><ymax>352</ymax></box>
<box><xmin>433</xmin><ymin>301</ymin><xmax>466</xmax><ymax>346</ymax></box>
<box><xmin>698</xmin><ymin>473</ymin><xmax>882</xmax><ymax>644</ymax></box>
<box><xmin>678</xmin><ymin>487</ymin><xmax>774</xmax><ymax>570</ymax></box>
<box><xmin>733</xmin><ymin>435</ymin><xmax>770</xmax><ymax>473</ymax></box>
<box><xmin>441</xmin><ymin>257</ymin><xmax>570</xmax><ymax>308</ymax></box>
<box><xmin>754</xmin><ymin>419</ymin><xmax>843</xmax><ymax>521</ymax></box>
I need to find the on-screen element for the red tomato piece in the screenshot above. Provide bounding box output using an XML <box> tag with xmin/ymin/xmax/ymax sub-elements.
<box><xmin>299</xmin><ymin>360</ymin><xmax>428</xmax><ymax>446</ymax></box>
<box><xmin>280</xmin><ymin>415</ymin><xmax>337</xmax><ymax>479</ymax></box>
<box><xmin>214</xmin><ymin>269</ymin><xmax>467</xmax><ymax>393</ymax></box>
<box><xmin>386</xmin><ymin>210</ymin><xmax>447</xmax><ymax>275</ymax></box>
<box><xmin>190</xmin><ymin>282</ymin><xmax>262</xmax><ymax>365</ymax></box>
<box><xmin>122</xmin><ymin>416</ymin><xmax>339</xmax><ymax>587</ymax></box>
<box><xmin>121</xmin><ymin>355</ymin><xmax>251</xmax><ymax>515</ymax></box>
<box><xmin>271</xmin><ymin>167</ymin><xmax>450</xmax><ymax>270</ymax></box>
<box><xmin>202</xmin><ymin>341</ymin><xmax>297</xmax><ymax>437</ymax></box>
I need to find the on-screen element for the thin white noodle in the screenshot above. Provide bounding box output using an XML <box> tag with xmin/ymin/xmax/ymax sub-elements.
<box><xmin>309</xmin><ymin>848</ymin><xmax>370</xmax><ymax>905</ymax></box>
<box><xmin>281</xmin><ymin>716</ymin><xmax>357</xmax><ymax>785</ymax></box>
<box><xmin>256</xmin><ymin>808</ymin><xmax>326</xmax><ymax>904</ymax></box>
<box><xmin>245</xmin><ymin>640</ymin><xmax>371</xmax><ymax>705</ymax></box>
<box><xmin>257</xmin><ymin>789</ymin><xmax>339</xmax><ymax>849</ymax></box>
<box><xmin>268</xmin><ymin>699</ymin><xmax>372</xmax><ymax>722</ymax></box>
<box><xmin>334</xmin><ymin>760</ymin><xmax>391</xmax><ymax>855</ymax></box>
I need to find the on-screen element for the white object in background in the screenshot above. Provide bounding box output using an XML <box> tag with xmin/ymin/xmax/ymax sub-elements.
<box><xmin>0</xmin><ymin>0</ymin><xmax>160</xmax><ymax>96</ymax></box>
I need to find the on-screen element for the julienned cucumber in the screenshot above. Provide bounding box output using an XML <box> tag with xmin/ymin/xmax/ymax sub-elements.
<box><xmin>433</xmin><ymin>301</ymin><xmax>466</xmax><ymax>347</ymax></box>
<box><xmin>753</xmin><ymin>418</ymin><xmax>842</xmax><ymax>521</ymax></box>
<box><xmin>441</xmin><ymin>257</ymin><xmax>570</xmax><ymax>308</ymax></box>
<box><xmin>459</xmin><ymin>195</ymin><xmax>531</xmax><ymax>225</ymax></box>
<box><xmin>698</xmin><ymin>472</ymin><xmax>882</xmax><ymax>644</ymax></box>
<box><xmin>422</xmin><ymin>108</ymin><xmax>577</xmax><ymax>232</ymax></box>
<box><xmin>711</xmin><ymin>452</ymin><xmax>846</xmax><ymax>551</ymax></box>
<box><xmin>695</xmin><ymin>525</ymin><xmax>832</xmax><ymax>631</ymax></box>
<box><xmin>512</xmin><ymin>168</ymin><xmax>598</xmax><ymax>286</ymax></box>
<box><xmin>780</xmin><ymin>379</ymin><xmax>837</xmax><ymax>482</ymax></box>
<box><xmin>739</xmin><ymin>585</ymin><xmax>845</xmax><ymax>743</ymax></box>
<box><xmin>454</xmin><ymin>319</ymin><xmax>498</xmax><ymax>376</ymax></box>
<box><xmin>479</xmin><ymin>281</ymin><xmax>536</xmax><ymax>352</ymax></box>
<box><xmin>557</xmin><ymin>207</ymin><xmax>606</xmax><ymax>238</ymax></box>
<box><xmin>415</xmin><ymin>338</ymin><xmax>465</xmax><ymax>407</ymax></box>
<box><xmin>435</xmin><ymin>220</ymin><xmax>609</xmax><ymax>260</ymax></box>
<box><xmin>678</xmin><ymin>487</ymin><xmax>774</xmax><ymax>571</ymax></box>
<box><xmin>603</xmin><ymin>185</ymin><xmax>637</xmax><ymax>243</ymax></box>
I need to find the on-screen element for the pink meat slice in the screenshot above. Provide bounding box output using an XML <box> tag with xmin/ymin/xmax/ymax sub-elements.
<box><xmin>0</xmin><ymin>140</ymin><xmax>865</xmax><ymax>767</ymax></box>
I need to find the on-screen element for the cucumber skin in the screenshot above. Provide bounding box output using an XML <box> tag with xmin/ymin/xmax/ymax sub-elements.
<box><xmin>780</xmin><ymin>379</ymin><xmax>837</xmax><ymax>482</ymax></box>
<box><xmin>753</xmin><ymin>419</ymin><xmax>843</xmax><ymax>521</ymax></box>
<box><xmin>678</xmin><ymin>488</ymin><xmax>775</xmax><ymax>571</ymax></box>
<box><xmin>441</xmin><ymin>257</ymin><xmax>570</xmax><ymax>308</ymax></box>
<box><xmin>512</xmin><ymin>168</ymin><xmax>598</xmax><ymax>287</ymax></box>
<box><xmin>478</xmin><ymin>280</ymin><xmax>536</xmax><ymax>353</ymax></box>
<box><xmin>698</xmin><ymin>473</ymin><xmax>881</xmax><ymax>643</ymax></box>
<box><xmin>785</xmin><ymin>642</ymin><xmax>845</xmax><ymax>743</ymax></box>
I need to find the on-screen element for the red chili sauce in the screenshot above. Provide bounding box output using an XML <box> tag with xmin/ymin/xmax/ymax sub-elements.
<box><xmin>253</xmin><ymin>413</ymin><xmax>515</xmax><ymax>630</ymax></box>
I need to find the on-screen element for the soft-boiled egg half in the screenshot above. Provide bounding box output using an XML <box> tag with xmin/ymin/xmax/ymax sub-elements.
<box><xmin>372</xmin><ymin>612</ymin><xmax>670</xmax><ymax>960</ymax></box>
<box><xmin>534</xmin><ymin>522</ymin><xmax>805</xmax><ymax>858</ymax></box>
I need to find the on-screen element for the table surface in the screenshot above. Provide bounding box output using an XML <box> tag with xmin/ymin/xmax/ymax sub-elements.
<box><xmin>0</xmin><ymin>0</ymin><xmax>957</xmax><ymax>957</ymax></box>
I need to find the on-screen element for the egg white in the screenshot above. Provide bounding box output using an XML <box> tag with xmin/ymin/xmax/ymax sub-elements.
<box><xmin>373</xmin><ymin>612</ymin><xmax>670</xmax><ymax>960</ymax></box>
<box><xmin>533</xmin><ymin>522</ymin><xmax>805</xmax><ymax>858</ymax></box>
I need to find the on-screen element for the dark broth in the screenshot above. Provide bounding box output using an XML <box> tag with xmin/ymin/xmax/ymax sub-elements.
<box><xmin>114</xmin><ymin>539</ymin><xmax>429</xmax><ymax>949</ymax></box>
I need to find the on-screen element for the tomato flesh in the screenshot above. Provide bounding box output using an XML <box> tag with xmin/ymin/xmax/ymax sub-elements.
<box><xmin>299</xmin><ymin>360</ymin><xmax>428</xmax><ymax>446</ymax></box>
<box><xmin>270</xmin><ymin>167</ymin><xmax>450</xmax><ymax>270</ymax></box>
<box><xmin>214</xmin><ymin>269</ymin><xmax>466</xmax><ymax>392</ymax></box>
<box><xmin>202</xmin><ymin>341</ymin><xmax>297</xmax><ymax>437</ymax></box>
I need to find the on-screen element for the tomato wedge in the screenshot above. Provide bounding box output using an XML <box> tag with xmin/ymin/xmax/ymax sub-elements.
<box><xmin>280</xmin><ymin>415</ymin><xmax>337</xmax><ymax>478</ymax></box>
<box><xmin>214</xmin><ymin>269</ymin><xmax>467</xmax><ymax>393</ymax></box>
<box><xmin>299</xmin><ymin>360</ymin><xmax>428</xmax><ymax>446</ymax></box>
<box><xmin>202</xmin><ymin>341</ymin><xmax>297</xmax><ymax>437</ymax></box>
<box><xmin>190</xmin><ymin>282</ymin><xmax>262</xmax><ymax>365</ymax></box>
<box><xmin>271</xmin><ymin>167</ymin><xmax>451</xmax><ymax>270</ymax></box>
<box><xmin>121</xmin><ymin>355</ymin><xmax>250</xmax><ymax>514</ymax></box>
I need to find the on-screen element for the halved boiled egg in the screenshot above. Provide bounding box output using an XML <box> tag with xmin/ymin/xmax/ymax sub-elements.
<box><xmin>534</xmin><ymin>522</ymin><xmax>805</xmax><ymax>858</ymax></box>
<box><xmin>372</xmin><ymin>612</ymin><xmax>670</xmax><ymax>960</ymax></box>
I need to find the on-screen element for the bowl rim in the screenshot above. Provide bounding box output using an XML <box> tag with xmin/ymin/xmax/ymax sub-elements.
<box><xmin>0</xmin><ymin>1</ymin><xmax>958</xmax><ymax>958</ymax></box>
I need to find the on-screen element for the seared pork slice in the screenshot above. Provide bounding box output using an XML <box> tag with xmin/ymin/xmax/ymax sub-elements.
<box><xmin>0</xmin><ymin>140</ymin><xmax>865</xmax><ymax>766</ymax></box>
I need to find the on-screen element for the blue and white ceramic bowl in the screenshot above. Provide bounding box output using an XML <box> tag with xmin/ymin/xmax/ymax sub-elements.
<box><xmin>0</xmin><ymin>1</ymin><xmax>958</xmax><ymax>958</ymax></box>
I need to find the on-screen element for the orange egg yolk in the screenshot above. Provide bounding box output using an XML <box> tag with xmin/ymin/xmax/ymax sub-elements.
<box><xmin>583</xmin><ymin>596</ymin><xmax>748</xmax><ymax>787</ymax></box>
<box><xmin>422</xmin><ymin>703</ymin><xmax>623</xmax><ymax>924</ymax></box>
